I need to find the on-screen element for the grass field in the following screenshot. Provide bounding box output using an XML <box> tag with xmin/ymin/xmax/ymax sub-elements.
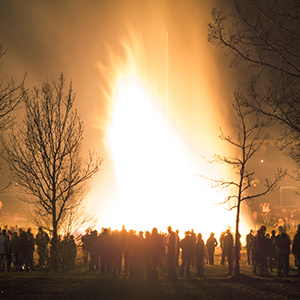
<box><xmin>1</xmin><ymin>250</ymin><xmax>300</xmax><ymax>300</ymax></box>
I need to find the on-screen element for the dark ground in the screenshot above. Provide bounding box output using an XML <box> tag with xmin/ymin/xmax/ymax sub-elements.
<box><xmin>1</xmin><ymin>251</ymin><xmax>300</xmax><ymax>300</ymax></box>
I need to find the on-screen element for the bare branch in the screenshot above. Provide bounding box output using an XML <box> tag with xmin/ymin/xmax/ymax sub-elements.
<box><xmin>1</xmin><ymin>74</ymin><xmax>103</xmax><ymax>271</ymax></box>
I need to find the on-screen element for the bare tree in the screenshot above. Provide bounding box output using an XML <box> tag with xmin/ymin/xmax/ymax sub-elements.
<box><xmin>57</xmin><ymin>205</ymin><xmax>98</xmax><ymax>239</ymax></box>
<box><xmin>1</xmin><ymin>74</ymin><xmax>103</xmax><ymax>271</ymax></box>
<box><xmin>208</xmin><ymin>0</ymin><xmax>300</xmax><ymax>161</ymax></box>
<box><xmin>0</xmin><ymin>42</ymin><xmax>25</xmax><ymax>194</ymax></box>
<box><xmin>0</xmin><ymin>43</ymin><xmax>25</xmax><ymax>131</ymax></box>
<box><xmin>199</xmin><ymin>98</ymin><xmax>285</xmax><ymax>276</ymax></box>
<box><xmin>26</xmin><ymin>202</ymin><xmax>98</xmax><ymax>245</ymax></box>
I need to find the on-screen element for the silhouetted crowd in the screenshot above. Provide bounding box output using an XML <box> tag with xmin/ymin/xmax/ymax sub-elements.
<box><xmin>245</xmin><ymin>224</ymin><xmax>300</xmax><ymax>277</ymax></box>
<box><xmin>1</xmin><ymin>223</ymin><xmax>300</xmax><ymax>278</ymax></box>
<box><xmin>80</xmin><ymin>224</ymin><xmax>300</xmax><ymax>278</ymax></box>
<box><xmin>0</xmin><ymin>226</ymin><xmax>76</xmax><ymax>272</ymax></box>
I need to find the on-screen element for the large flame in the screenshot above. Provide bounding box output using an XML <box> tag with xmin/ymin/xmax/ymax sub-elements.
<box><xmin>95</xmin><ymin>32</ymin><xmax>250</xmax><ymax>241</ymax></box>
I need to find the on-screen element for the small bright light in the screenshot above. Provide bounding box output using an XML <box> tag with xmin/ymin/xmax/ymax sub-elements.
<box><xmin>260</xmin><ymin>159</ymin><xmax>264</xmax><ymax>163</ymax></box>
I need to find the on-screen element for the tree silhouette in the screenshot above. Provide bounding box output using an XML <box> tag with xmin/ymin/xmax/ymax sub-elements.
<box><xmin>208</xmin><ymin>0</ymin><xmax>300</xmax><ymax>165</ymax></box>
<box><xmin>0</xmin><ymin>43</ymin><xmax>25</xmax><ymax>132</ymax></box>
<box><xmin>0</xmin><ymin>42</ymin><xmax>26</xmax><ymax>197</ymax></box>
<box><xmin>199</xmin><ymin>97</ymin><xmax>285</xmax><ymax>276</ymax></box>
<box><xmin>2</xmin><ymin>74</ymin><xmax>103</xmax><ymax>271</ymax></box>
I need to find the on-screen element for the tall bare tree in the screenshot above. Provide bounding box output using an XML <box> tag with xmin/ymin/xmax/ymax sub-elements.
<box><xmin>0</xmin><ymin>42</ymin><xmax>25</xmax><ymax>195</ymax></box>
<box><xmin>200</xmin><ymin>98</ymin><xmax>285</xmax><ymax>276</ymax></box>
<box><xmin>208</xmin><ymin>0</ymin><xmax>300</xmax><ymax>163</ymax></box>
<box><xmin>0</xmin><ymin>43</ymin><xmax>25</xmax><ymax>132</ymax></box>
<box><xmin>1</xmin><ymin>74</ymin><xmax>103</xmax><ymax>271</ymax></box>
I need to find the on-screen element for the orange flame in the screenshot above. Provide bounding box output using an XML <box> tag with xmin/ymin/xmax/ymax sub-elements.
<box><xmin>93</xmin><ymin>31</ymin><xmax>251</xmax><ymax>241</ymax></box>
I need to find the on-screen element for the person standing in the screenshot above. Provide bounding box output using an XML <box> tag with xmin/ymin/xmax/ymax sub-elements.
<box><xmin>274</xmin><ymin>226</ymin><xmax>291</xmax><ymax>277</ymax></box>
<box><xmin>190</xmin><ymin>229</ymin><xmax>197</xmax><ymax>267</ymax></box>
<box><xmin>219</xmin><ymin>231</ymin><xmax>226</xmax><ymax>265</ymax></box>
<box><xmin>255</xmin><ymin>225</ymin><xmax>268</xmax><ymax>276</ymax></box>
<box><xmin>26</xmin><ymin>228</ymin><xmax>35</xmax><ymax>271</ymax></box>
<box><xmin>0</xmin><ymin>229</ymin><xmax>9</xmax><ymax>272</ymax></box>
<box><xmin>270</xmin><ymin>230</ymin><xmax>277</xmax><ymax>271</ymax></box>
<box><xmin>149</xmin><ymin>228</ymin><xmax>164</xmax><ymax>280</ymax></box>
<box><xmin>81</xmin><ymin>229</ymin><xmax>90</xmax><ymax>265</ymax></box>
<box><xmin>167</xmin><ymin>226</ymin><xmax>177</xmax><ymax>278</ymax></box>
<box><xmin>179</xmin><ymin>231</ymin><xmax>195</xmax><ymax>277</ymax></box>
<box><xmin>35</xmin><ymin>227</ymin><xmax>50</xmax><ymax>268</ymax></box>
<box><xmin>195</xmin><ymin>233</ymin><xmax>205</xmax><ymax>277</ymax></box>
<box><xmin>88</xmin><ymin>230</ymin><xmax>99</xmax><ymax>271</ymax></box>
<box><xmin>99</xmin><ymin>228</ymin><xmax>111</xmax><ymax>274</ymax></box>
<box><xmin>246</xmin><ymin>230</ymin><xmax>255</xmax><ymax>265</ymax></box>
<box><xmin>292</xmin><ymin>224</ymin><xmax>300</xmax><ymax>276</ymax></box>
<box><xmin>206</xmin><ymin>232</ymin><xmax>218</xmax><ymax>265</ymax></box>
<box><xmin>175</xmin><ymin>230</ymin><xmax>180</xmax><ymax>267</ymax></box>
<box><xmin>223</xmin><ymin>229</ymin><xmax>234</xmax><ymax>275</ymax></box>
<box><xmin>8</xmin><ymin>232</ymin><xmax>20</xmax><ymax>272</ymax></box>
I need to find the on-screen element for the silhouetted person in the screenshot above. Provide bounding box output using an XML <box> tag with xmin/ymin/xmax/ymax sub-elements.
<box><xmin>167</xmin><ymin>226</ymin><xmax>177</xmax><ymax>278</ymax></box>
<box><xmin>88</xmin><ymin>230</ymin><xmax>99</xmax><ymax>271</ymax></box>
<box><xmin>175</xmin><ymin>229</ymin><xmax>180</xmax><ymax>267</ymax></box>
<box><xmin>223</xmin><ymin>229</ymin><xmax>233</xmax><ymax>275</ymax></box>
<box><xmin>81</xmin><ymin>229</ymin><xmax>90</xmax><ymax>265</ymax></box>
<box><xmin>149</xmin><ymin>228</ymin><xmax>164</xmax><ymax>280</ymax></box>
<box><xmin>60</xmin><ymin>234</ymin><xmax>74</xmax><ymax>271</ymax></box>
<box><xmin>190</xmin><ymin>229</ymin><xmax>196</xmax><ymax>267</ymax></box>
<box><xmin>99</xmin><ymin>228</ymin><xmax>111</xmax><ymax>273</ymax></box>
<box><xmin>18</xmin><ymin>228</ymin><xmax>28</xmax><ymax>271</ymax></box>
<box><xmin>265</xmin><ymin>233</ymin><xmax>273</xmax><ymax>272</ymax></box>
<box><xmin>206</xmin><ymin>232</ymin><xmax>218</xmax><ymax>265</ymax></box>
<box><xmin>219</xmin><ymin>231</ymin><xmax>225</xmax><ymax>265</ymax></box>
<box><xmin>8</xmin><ymin>232</ymin><xmax>20</xmax><ymax>272</ymax></box>
<box><xmin>195</xmin><ymin>233</ymin><xmax>205</xmax><ymax>277</ymax></box>
<box><xmin>270</xmin><ymin>230</ymin><xmax>277</xmax><ymax>270</ymax></box>
<box><xmin>275</xmin><ymin>225</ymin><xmax>291</xmax><ymax>277</ymax></box>
<box><xmin>136</xmin><ymin>231</ymin><xmax>145</xmax><ymax>277</ymax></box>
<box><xmin>246</xmin><ymin>229</ymin><xmax>254</xmax><ymax>265</ymax></box>
<box><xmin>110</xmin><ymin>230</ymin><xmax>122</xmax><ymax>277</ymax></box>
<box><xmin>179</xmin><ymin>231</ymin><xmax>195</xmax><ymax>277</ymax></box>
<box><xmin>26</xmin><ymin>228</ymin><xmax>35</xmax><ymax>271</ymax></box>
<box><xmin>292</xmin><ymin>224</ymin><xmax>300</xmax><ymax>276</ymax></box>
<box><xmin>120</xmin><ymin>225</ymin><xmax>129</xmax><ymax>276</ymax></box>
<box><xmin>127</xmin><ymin>230</ymin><xmax>140</xmax><ymax>278</ymax></box>
<box><xmin>35</xmin><ymin>227</ymin><xmax>50</xmax><ymax>268</ymax></box>
<box><xmin>68</xmin><ymin>235</ymin><xmax>77</xmax><ymax>270</ymax></box>
<box><xmin>0</xmin><ymin>229</ymin><xmax>9</xmax><ymax>272</ymax></box>
<box><xmin>255</xmin><ymin>226</ymin><xmax>268</xmax><ymax>276</ymax></box>
<box><xmin>144</xmin><ymin>231</ymin><xmax>153</xmax><ymax>279</ymax></box>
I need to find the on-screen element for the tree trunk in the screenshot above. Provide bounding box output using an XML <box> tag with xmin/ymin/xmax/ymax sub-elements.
<box><xmin>235</xmin><ymin>199</ymin><xmax>241</xmax><ymax>276</ymax></box>
<box><xmin>51</xmin><ymin>202</ymin><xmax>59</xmax><ymax>272</ymax></box>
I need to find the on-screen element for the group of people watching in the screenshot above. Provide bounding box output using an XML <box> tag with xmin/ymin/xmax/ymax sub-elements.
<box><xmin>0</xmin><ymin>226</ymin><xmax>76</xmax><ymax>272</ymax></box>
<box><xmin>1</xmin><ymin>223</ymin><xmax>300</xmax><ymax>278</ymax></box>
<box><xmin>245</xmin><ymin>224</ymin><xmax>300</xmax><ymax>277</ymax></box>
<box><xmin>81</xmin><ymin>224</ymin><xmax>300</xmax><ymax>278</ymax></box>
<box><xmin>81</xmin><ymin>225</ymin><xmax>236</xmax><ymax>278</ymax></box>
